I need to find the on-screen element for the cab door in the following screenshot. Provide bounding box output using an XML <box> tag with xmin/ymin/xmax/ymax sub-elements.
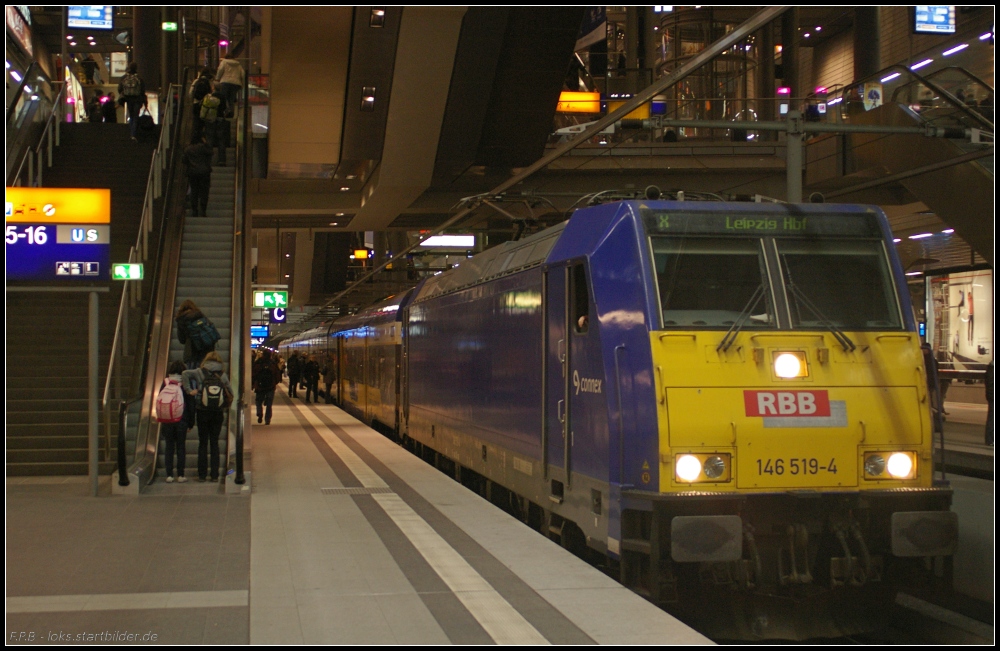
<box><xmin>544</xmin><ymin>265</ymin><xmax>571</xmax><ymax>492</ymax></box>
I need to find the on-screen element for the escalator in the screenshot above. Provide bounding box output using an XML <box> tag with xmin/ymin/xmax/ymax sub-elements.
<box><xmin>807</xmin><ymin>65</ymin><xmax>993</xmax><ymax>262</ymax></box>
<box><xmin>113</xmin><ymin>73</ymin><xmax>250</xmax><ymax>493</ymax></box>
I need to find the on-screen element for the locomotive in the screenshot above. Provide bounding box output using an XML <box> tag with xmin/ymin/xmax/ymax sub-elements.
<box><xmin>281</xmin><ymin>200</ymin><xmax>957</xmax><ymax>639</ymax></box>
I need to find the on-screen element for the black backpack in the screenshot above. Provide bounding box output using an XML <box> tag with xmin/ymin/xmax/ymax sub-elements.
<box><xmin>199</xmin><ymin>370</ymin><xmax>230</xmax><ymax>411</ymax></box>
<box><xmin>121</xmin><ymin>73</ymin><xmax>142</xmax><ymax>97</ymax></box>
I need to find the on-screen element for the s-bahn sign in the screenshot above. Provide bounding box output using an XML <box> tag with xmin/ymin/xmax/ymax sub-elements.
<box><xmin>5</xmin><ymin>187</ymin><xmax>111</xmax><ymax>282</ymax></box>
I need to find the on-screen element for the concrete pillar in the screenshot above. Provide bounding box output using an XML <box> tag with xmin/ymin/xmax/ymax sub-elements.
<box><xmin>853</xmin><ymin>7</ymin><xmax>881</xmax><ymax>80</ymax></box>
<box><xmin>758</xmin><ymin>21</ymin><xmax>776</xmax><ymax>139</ymax></box>
<box><xmin>781</xmin><ymin>7</ymin><xmax>799</xmax><ymax>110</ymax></box>
<box><xmin>133</xmin><ymin>6</ymin><xmax>162</xmax><ymax>91</ymax></box>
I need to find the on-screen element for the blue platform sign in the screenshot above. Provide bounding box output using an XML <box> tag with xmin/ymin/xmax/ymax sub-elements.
<box><xmin>6</xmin><ymin>187</ymin><xmax>111</xmax><ymax>283</ymax></box>
<box><xmin>269</xmin><ymin>307</ymin><xmax>286</xmax><ymax>324</ymax></box>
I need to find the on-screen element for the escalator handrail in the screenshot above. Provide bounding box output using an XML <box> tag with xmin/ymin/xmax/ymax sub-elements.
<box><xmin>7</xmin><ymin>81</ymin><xmax>66</xmax><ymax>187</ymax></box>
<box><xmin>120</xmin><ymin>68</ymin><xmax>199</xmax><ymax>486</ymax></box>
<box><xmin>102</xmin><ymin>86</ymin><xmax>179</xmax><ymax>411</ymax></box>
<box><xmin>843</xmin><ymin>63</ymin><xmax>993</xmax><ymax>131</ymax></box>
<box><xmin>921</xmin><ymin>66</ymin><xmax>995</xmax><ymax>100</ymax></box>
<box><xmin>5</xmin><ymin>61</ymin><xmax>40</xmax><ymax>125</ymax></box>
<box><xmin>227</xmin><ymin>68</ymin><xmax>252</xmax><ymax>485</ymax></box>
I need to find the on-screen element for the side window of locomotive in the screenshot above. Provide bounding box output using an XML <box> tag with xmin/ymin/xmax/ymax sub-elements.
<box><xmin>777</xmin><ymin>239</ymin><xmax>902</xmax><ymax>330</ymax></box>
<box><xmin>572</xmin><ymin>263</ymin><xmax>590</xmax><ymax>334</ymax></box>
<box><xmin>652</xmin><ymin>237</ymin><xmax>774</xmax><ymax>329</ymax></box>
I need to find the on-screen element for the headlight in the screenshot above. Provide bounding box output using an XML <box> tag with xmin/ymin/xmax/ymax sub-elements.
<box><xmin>773</xmin><ymin>350</ymin><xmax>809</xmax><ymax>379</ymax></box>
<box><xmin>886</xmin><ymin>452</ymin><xmax>914</xmax><ymax>478</ymax></box>
<box><xmin>674</xmin><ymin>453</ymin><xmax>732</xmax><ymax>483</ymax></box>
<box><xmin>703</xmin><ymin>456</ymin><xmax>726</xmax><ymax>479</ymax></box>
<box><xmin>676</xmin><ymin>455</ymin><xmax>702</xmax><ymax>482</ymax></box>
<box><xmin>864</xmin><ymin>451</ymin><xmax>916</xmax><ymax>480</ymax></box>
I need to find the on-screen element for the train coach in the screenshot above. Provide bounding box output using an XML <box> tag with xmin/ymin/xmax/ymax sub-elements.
<box><xmin>281</xmin><ymin>199</ymin><xmax>958</xmax><ymax>639</ymax></box>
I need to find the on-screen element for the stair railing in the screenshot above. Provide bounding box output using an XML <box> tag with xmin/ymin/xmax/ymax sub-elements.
<box><xmin>7</xmin><ymin>79</ymin><xmax>66</xmax><ymax>188</ymax></box>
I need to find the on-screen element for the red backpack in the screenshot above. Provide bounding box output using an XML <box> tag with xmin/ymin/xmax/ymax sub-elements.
<box><xmin>156</xmin><ymin>379</ymin><xmax>186</xmax><ymax>423</ymax></box>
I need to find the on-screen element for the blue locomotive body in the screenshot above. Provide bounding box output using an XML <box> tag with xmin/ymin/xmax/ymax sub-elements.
<box><xmin>280</xmin><ymin>200</ymin><xmax>955</xmax><ymax>639</ymax></box>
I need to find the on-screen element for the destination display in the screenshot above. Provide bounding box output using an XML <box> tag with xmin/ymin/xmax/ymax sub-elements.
<box><xmin>5</xmin><ymin>187</ymin><xmax>112</xmax><ymax>283</ymax></box>
<box><xmin>642</xmin><ymin>209</ymin><xmax>883</xmax><ymax>238</ymax></box>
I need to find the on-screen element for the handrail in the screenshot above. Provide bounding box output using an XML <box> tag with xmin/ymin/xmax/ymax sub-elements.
<box><xmin>834</xmin><ymin>63</ymin><xmax>993</xmax><ymax>131</ymax></box>
<box><xmin>227</xmin><ymin>67</ymin><xmax>252</xmax><ymax>486</ymax></box>
<box><xmin>114</xmin><ymin>69</ymin><xmax>198</xmax><ymax>489</ymax></box>
<box><xmin>103</xmin><ymin>85</ymin><xmax>179</xmax><ymax>453</ymax></box>
<box><xmin>6</xmin><ymin>61</ymin><xmax>40</xmax><ymax>125</ymax></box>
<box><xmin>9</xmin><ymin>81</ymin><xmax>66</xmax><ymax>188</ymax></box>
<box><xmin>922</xmin><ymin>66</ymin><xmax>995</xmax><ymax>101</ymax></box>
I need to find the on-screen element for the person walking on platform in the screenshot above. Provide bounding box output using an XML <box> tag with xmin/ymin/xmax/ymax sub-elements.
<box><xmin>252</xmin><ymin>349</ymin><xmax>281</xmax><ymax>425</ymax></box>
<box><xmin>323</xmin><ymin>353</ymin><xmax>336</xmax><ymax>404</ymax></box>
<box><xmin>303</xmin><ymin>354</ymin><xmax>321</xmax><ymax>404</ymax></box>
<box><xmin>182</xmin><ymin>134</ymin><xmax>214</xmax><ymax>217</ymax></box>
<box><xmin>101</xmin><ymin>92</ymin><xmax>118</xmax><ymax>123</ymax></box>
<box><xmin>986</xmin><ymin>359</ymin><xmax>994</xmax><ymax>446</ymax></box>
<box><xmin>87</xmin><ymin>91</ymin><xmax>103</xmax><ymax>123</ymax></box>
<box><xmin>159</xmin><ymin>360</ymin><xmax>194</xmax><ymax>483</ymax></box>
<box><xmin>215</xmin><ymin>54</ymin><xmax>245</xmax><ymax>116</ymax></box>
<box><xmin>183</xmin><ymin>352</ymin><xmax>233</xmax><ymax>483</ymax></box>
<box><xmin>175</xmin><ymin>299</ymin><xmax>220</xmax><ymax>369</ymax></box>
<box><xmin>287</xmin><ymin>352</ymin><xmax>303</xmax><ymax>399</ymax></box>
<box><xmin>118</xmin><ymin>62</ymin><xmax>147</xmax><ymax>142</ymax></box>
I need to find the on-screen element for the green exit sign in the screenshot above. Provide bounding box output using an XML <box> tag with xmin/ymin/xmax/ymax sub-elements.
<box><xmin>162</xmin><ymin>21</ymin><xmax>178</xmax><ymax>31</ymax></box>
<box><xmin>112</xmin><ymin>263</ymin><xmax>143</xmax><ymax>280</ymax></box>
<box><xmin>253</xmin><ymin>291</ymin><xmax>288</xmax><ymax>308</ymax></box>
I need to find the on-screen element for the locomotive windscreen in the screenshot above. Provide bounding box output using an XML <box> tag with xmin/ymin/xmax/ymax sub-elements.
<box><xmin>652</xmin><ymin>238</ymin><xmax>775</xmax><ymax>329</ymax></box>
<box><xmin>777</xmin><ymin>239</ymin><xmax>903</xmax><ymax>330</ymax></box>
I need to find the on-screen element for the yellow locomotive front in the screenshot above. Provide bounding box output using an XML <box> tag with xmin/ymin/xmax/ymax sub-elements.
<box><xmin>638</xmin><ymin>205</ymin><xmax>957</xmax><ymax>639</ymax></box>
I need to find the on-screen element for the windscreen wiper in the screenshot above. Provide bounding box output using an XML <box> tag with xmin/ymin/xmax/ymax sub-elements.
<box><xmin>785</xmin><ymin>281</ymin><xmax>856</xmax><ymax>352</ymax></box>
<box><xmin>717</xmin><ymin>284</ymin><xmax>766</xmax><ymax>353</ymax></box>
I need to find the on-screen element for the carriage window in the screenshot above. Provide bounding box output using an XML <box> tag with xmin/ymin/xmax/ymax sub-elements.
<box><xmin>777</xmin><ymin>239</ymin><xmax>902</xmax><ymax>330</ymax></box>
<box><xmin>652</xmin><ymin>237</ymin><xmax>774</xmax><ymax>329</ymax></box>
<box><xmin>572</xmin><ymin>263</ymin><xmax>589</xmax><ymax>333</ymax></box>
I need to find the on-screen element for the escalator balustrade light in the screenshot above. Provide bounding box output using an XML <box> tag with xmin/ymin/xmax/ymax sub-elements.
<box><xmin>773</xmin><ymin>351</ymin><xmax>808</xmax><ymax>379</ymax></box>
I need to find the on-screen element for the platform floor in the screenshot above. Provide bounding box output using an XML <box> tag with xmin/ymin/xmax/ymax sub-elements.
<box><xmin>5</xmin><ymin>388</ymin><xmax>711</xmax><ymax>645</ymax></box>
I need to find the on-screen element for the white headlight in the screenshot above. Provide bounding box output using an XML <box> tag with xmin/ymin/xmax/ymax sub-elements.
<box><xmin>887</xmin><ymin>452</ymin><xmax>913</xmax><ymax>478</ymax></box>
<box><xmin>676</xmin><ymin>454</ymin><xmax>702</xmax><ymax>482</ymax></box>
<box><xmin>774</xmin><ymin>353</ymin><xmax>802</xmax><ymax>378</ymax></box>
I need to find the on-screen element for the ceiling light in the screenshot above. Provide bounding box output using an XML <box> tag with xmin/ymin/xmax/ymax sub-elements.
<box><xmin>10</xmin><ymin>70</ymin><xmax>22</xmax><ymax>82</ymax></box>
<box><xmin>942</xmin><ymin>43</ymin><xmax>968</xmax><ymax>56</ymax></box>
<box><xmin>908</xmin><ymin>233</ymin><xmax>933</xmax><ymax>239</ymax></box>
<box><xmin>980</xmin><ymin>32</ymin><xmax>993</xmax><ymax>40</ymax></box>
<box><xmin>942</xmin><ymin>228</ymin><xmax>954</xmax><ymax>234</ymax></box>
<box><xmin>804</xmin><ymin>33</ymin><xmax>810</xmax><ymax>38</ymax></box>
<box><xmin>87</xmin><ymin>36</ymin><xmax>94</xmax><ymax>40</ymax></box>
<box><xmin>815</xmin><ymin>26</ymin><xmax>822</xmax><ymax>31</ymax></box>
<box><xmin>67</xmin><ymin>35</ymin><xmax>73</xmax><ymax>40</ymax></box>
<box><xmin>893</xmin><ymin>238</ymin><xmax>902</xmax><ymax>243</ymax></box>
<box><xmin>910</xmin><ymin>59</ymin><xmax>933</xmax><ymax>70</ymax></box>
<box><xmin>336</xmin><ymin>212</ymin><xmax>345</xmax><ymax>216</ymax></box>
<box><xmin>905</xmin><ymin>271</ymin><xmax>923</xmax><ymax>276</ymax></box>
<box><xmin>340</xmin><ymin>187</ymin><xmax>350</xmax><ymax>191</ymax></box>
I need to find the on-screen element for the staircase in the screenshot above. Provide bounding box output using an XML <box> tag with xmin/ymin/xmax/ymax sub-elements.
<box><xmin>161</xmin><ymin>134</ymin><xmax>236</xmax><ymax>478</ymax></box>
<box><xmin>6</xmin><ymin>123</ymin><xmax>159</xmax><ymax>476</ymax></box>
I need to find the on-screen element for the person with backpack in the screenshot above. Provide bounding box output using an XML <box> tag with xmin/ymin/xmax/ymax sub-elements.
<box><xmin>87</xmin><ymin>91</ymin><xmax>103</xmax><ymax>123</ymax></box>
<box><xmin>117</xmin><ymin>62</ymin><xmax>148</xmax><ymax>142</ymax></box>
<box><xmin>322</xmin><ymin>353</ymin><xmax>337</xmax><ymax>404</ymax></box>
<box><xmin>252</xmin><ymin>349</ymin><xmax>281</xmax><ymax>425</ymax></box>
<box><xmin>182</xmin><ymin>134</ymin><xmax>214</xmax><ymax>218</ymax></box>
<box><xmin>205</xmin><ymin>82</ymin><xmax>231</xmax><ymax>166</ymax></box>
<box><xmin>156</xmin><ymin>360</ymin><xmax>195</xmax><ymax>483</ymax></box>
<box><xmin>182</xmin><ymin>352</ymin><xmax>233</xmax><ymax>483</ymax></box>
<box><xmin>190</xmin><ymin>67</ymin><xmax>214</xmax><ymax>141</ymax></box>
<box><xmin>175</xmin><ymin>299</ymin><xmax>220</xmax><ymax>369</ymax></box>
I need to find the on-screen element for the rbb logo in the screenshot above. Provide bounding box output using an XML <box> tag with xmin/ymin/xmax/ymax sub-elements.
<box><xmin>744</xmin><ymin>390</ymin><xmax>831</xmax><ymax>417</ymax></box>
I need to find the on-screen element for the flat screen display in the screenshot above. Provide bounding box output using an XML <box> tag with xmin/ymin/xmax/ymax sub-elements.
<box><xmin>67</xmin><ymin>6</ymin><xmax>114</xmax><ymax>30</ymax></box>
<box><xmin>914</xmin><ymin>6</ymin><xmax>956</xmax><ymax>34</ymax></box>
<box><xmin>250</xmin><ymin>325</ymin><xmax>269</xmax><ymax>338</ymax></box>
